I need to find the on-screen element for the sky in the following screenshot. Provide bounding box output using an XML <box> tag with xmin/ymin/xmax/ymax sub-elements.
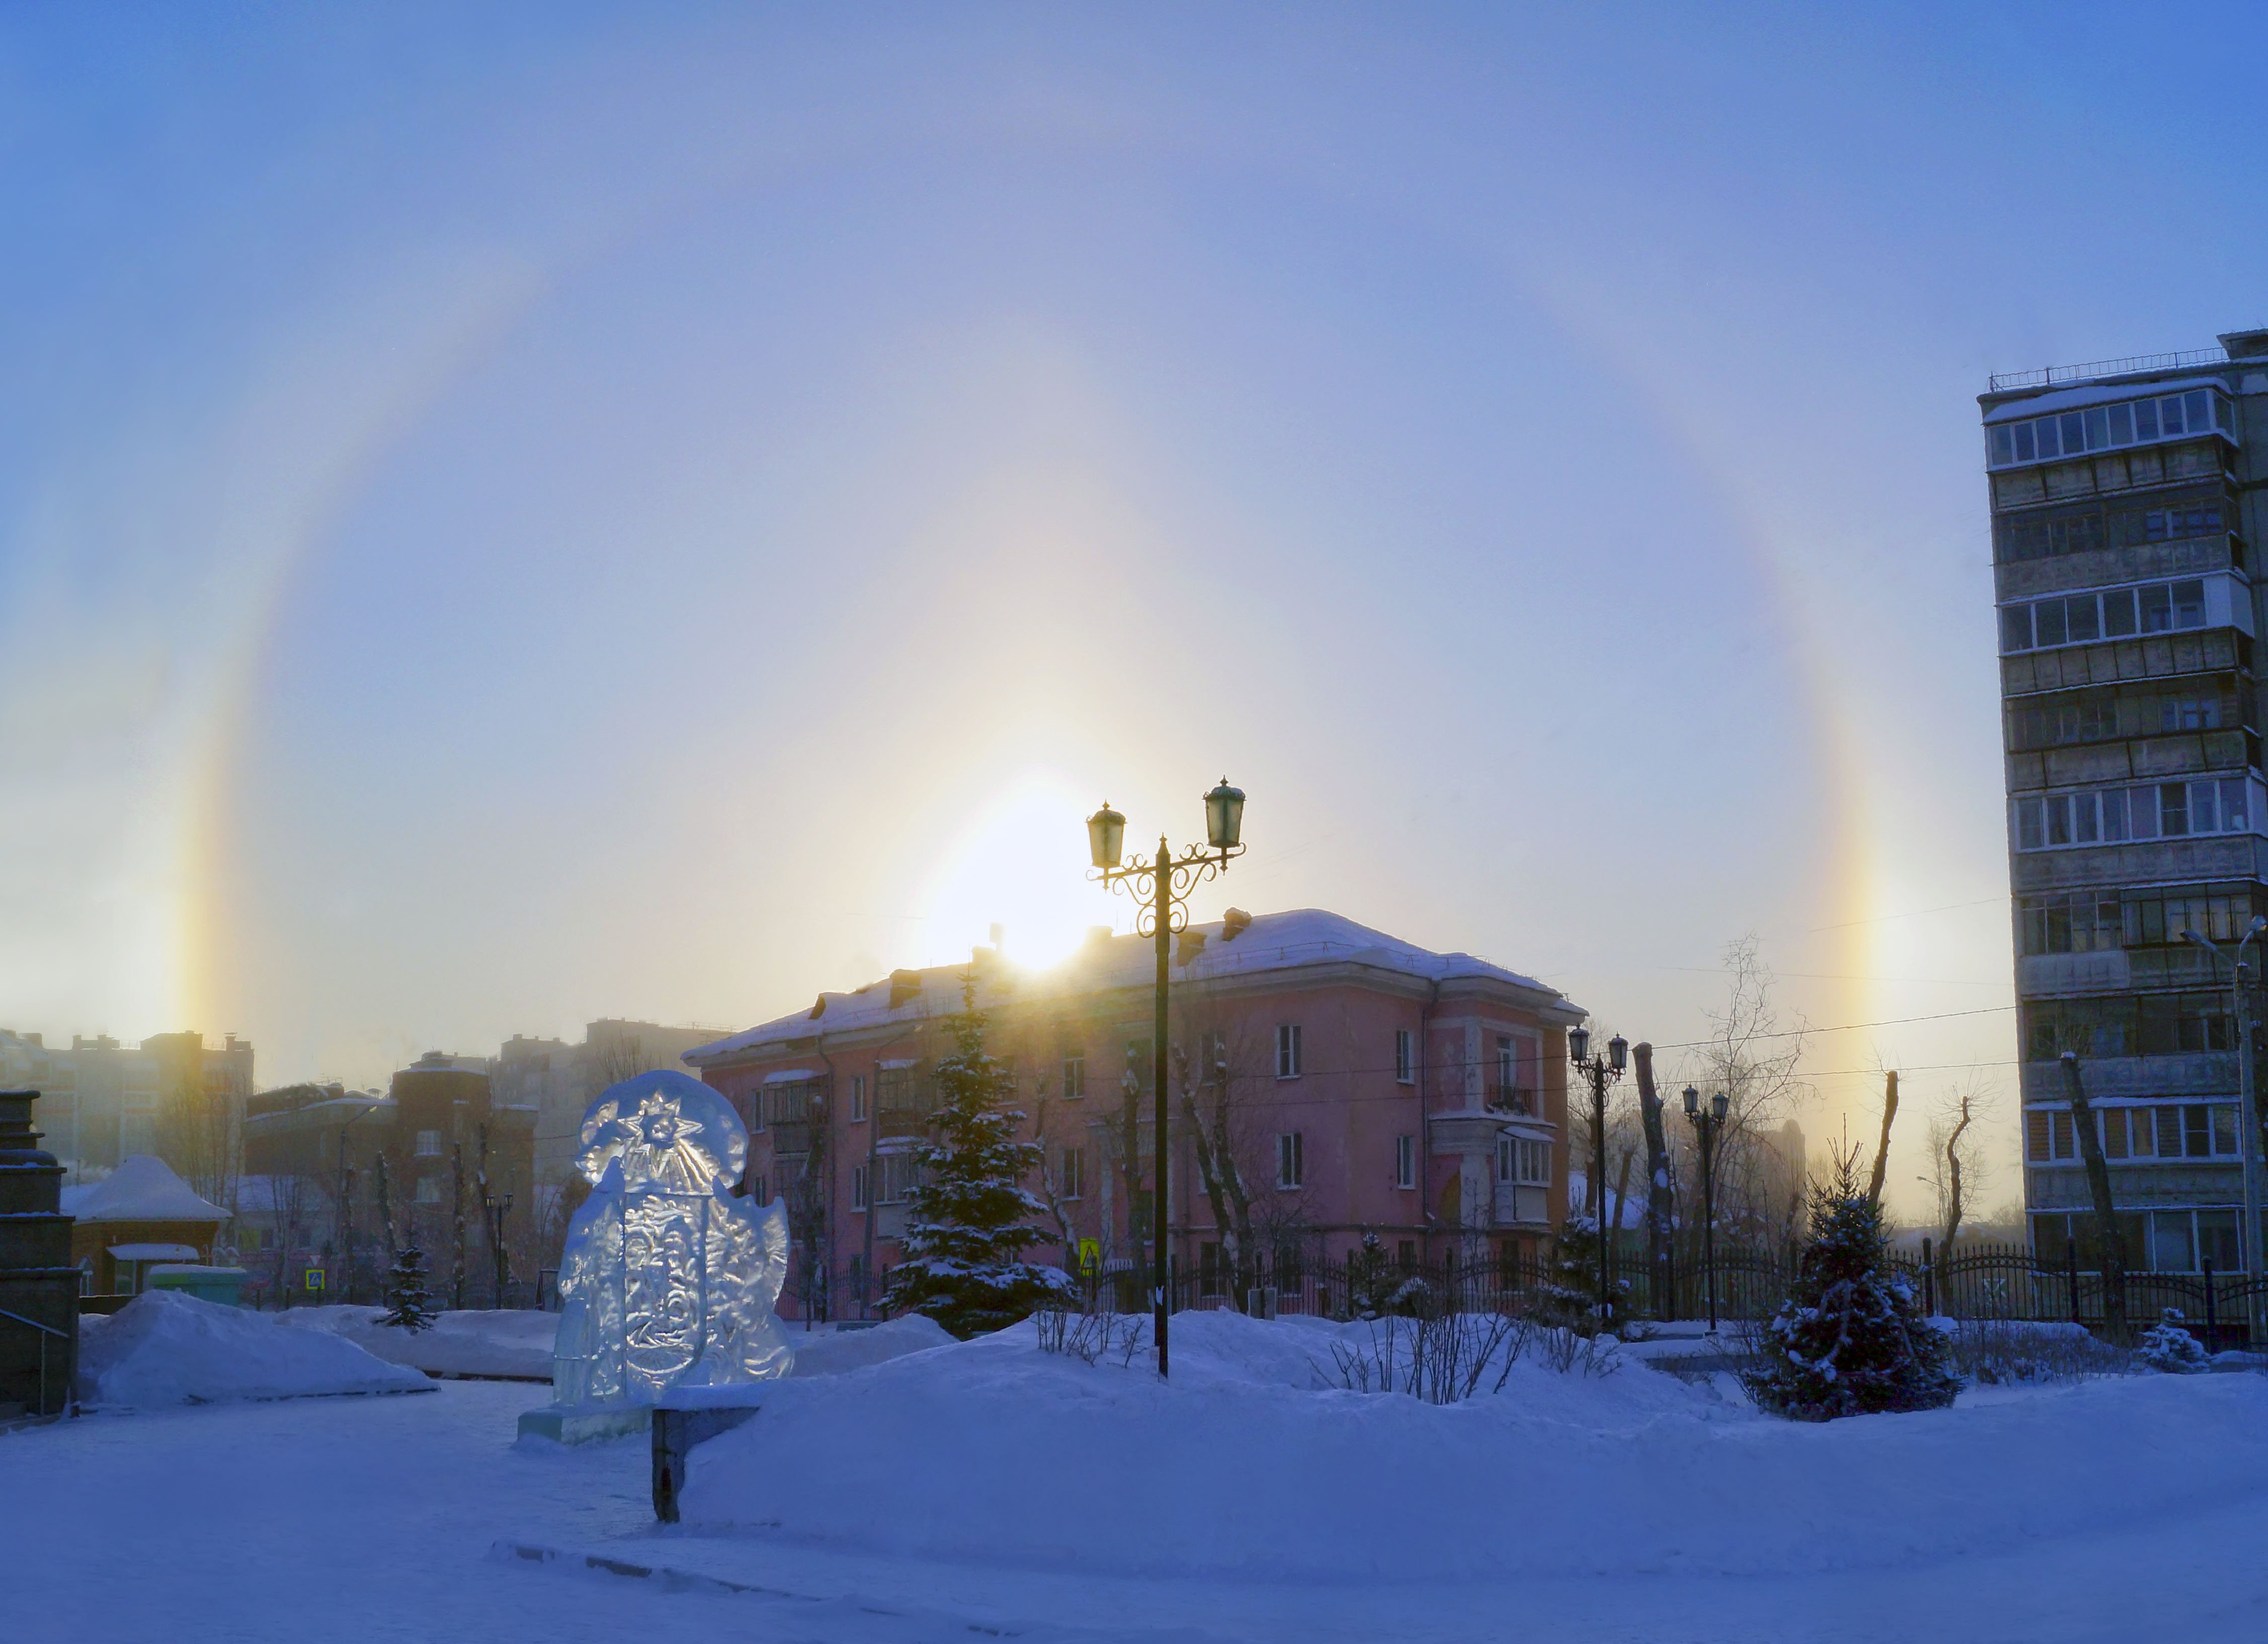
<box><xmin>6</xmin><ymin>3</ymin><xmax>2266</xmax><ymax>1219</ymax></box>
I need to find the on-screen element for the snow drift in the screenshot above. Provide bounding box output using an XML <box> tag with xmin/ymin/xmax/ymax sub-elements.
<box><xmin>679</xmin><ymin>1309</ymin><xmax>2268</xmax><ymax>1582</ymax></box>
<box><xmin>276</xmin><ymin>1305</ymin><xmax>560</xmax><ymax>1379</ymax></box>
<box><xmin>79</xmin><ymin>1291</ymin><xmax>433</xmax><ymax>1408</ymax></box>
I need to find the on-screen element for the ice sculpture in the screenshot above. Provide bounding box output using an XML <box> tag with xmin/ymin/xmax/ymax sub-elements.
<box><xmin>549</xmin><ymin>1070</ymin><xmax>793</xmax><ymax>1407</ymax></box>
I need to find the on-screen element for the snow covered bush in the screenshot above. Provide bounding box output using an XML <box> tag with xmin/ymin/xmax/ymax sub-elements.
<box><xmin>1540</xmin><ymin>1214</ymin><xmax>1628</xmax><ymax>1333</ymax></box>
<box><xmin>1318</xmin><ymin>1309</ymin><xmax>1616</xmax><ymax>1401</ymax></box>
<box><xmin>1742</xmin><ymin>1153</ymin><xmax>1958</xmax><ymax>1420</ymax></box>
<box><xmin>1941</xmin><ymin>1320</ymin><xmax>2135</xmax><ymax>1386</ymax></box>
<box><xmin>881</xmin><ymin>973</ymin><xmax>1071</xmax><ymax>1338</ymax></box>
<box><xmin>2137</xmin><ymin>1309</ymin><xmax>2210</xmax><ymax>1374</ymax></box>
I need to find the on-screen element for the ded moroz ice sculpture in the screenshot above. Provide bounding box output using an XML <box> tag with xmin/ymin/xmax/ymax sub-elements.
<box><xmin>547</xmin><ymin>1070</ymin><xmax>793</xmax><ymax>1411</ymax></box>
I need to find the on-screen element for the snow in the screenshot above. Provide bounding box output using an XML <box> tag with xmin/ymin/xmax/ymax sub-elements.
<box><xmin>58</xmin><ymin>1152</ymin><xmax>229</xmax><ymax>1222</ymax></box>
<box><xmin>77</xmin><ymin>1291</ymin><xmax>433</xmax><ymax>1408</ymax></box>
<box><xmin>783</xmin><ymin>1314</ymin><xmax>955</xmax><ymax>1377</ymax></box>
<box><xmin>16</xmin><ymin>1307</ymin><xmax>2268</xmax><ymax>1642</ymax></box>
<box><xmin>689</xmin><ymin>908</ymin><xmax>1577</xmax><ymax>1064</ymax></box>
<box><xmin>277</xmin><ymin>1305</ymin><xmax>562</xmax><ymax>1379</ymax></box>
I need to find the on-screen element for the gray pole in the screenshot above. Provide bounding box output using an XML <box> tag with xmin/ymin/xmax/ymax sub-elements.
<box><xmin>1152</xmin><ymin>838</ymin><xmax>1171</xmax><ymax>1378</ymax></box>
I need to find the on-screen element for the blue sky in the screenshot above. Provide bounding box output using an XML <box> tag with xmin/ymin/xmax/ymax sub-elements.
<box><xmin>6</xmin><ymin>4</ymin><xmax>2265</xmax><ymax>1211</ymax></box>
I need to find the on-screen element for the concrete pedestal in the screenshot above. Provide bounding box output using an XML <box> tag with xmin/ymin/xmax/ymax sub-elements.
<box><xmin>650</xmin><ymin>1400</ymin><xmax>762</xmax><ymax>1522</ymax></box>
<box><xmin>516</xmin><ymin>1402</ymin><xmax>652</xmax><ymax>1445</ymax></box>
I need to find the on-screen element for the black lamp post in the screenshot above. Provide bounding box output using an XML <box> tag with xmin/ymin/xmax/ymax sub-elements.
<box><xmin>1086</xmin><ymin>778</ymin><xmax>1246</xmax><ymax>1379</ymax></box>
<box><xmin>1567</xmin><ymin>1024</ymin><xmax>1627</xmax><ymax>1327</ymax></box>
<box><xmin>1683</xmin><ymin>1085</ymin><xmax>1729</xmax><ymax>1333</ymax></box>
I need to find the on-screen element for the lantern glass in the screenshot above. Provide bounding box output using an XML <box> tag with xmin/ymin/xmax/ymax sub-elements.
<box><xmin>1608</xmin><ymin>1035</ymin><xmax>1628</xmax><ymax>1075</ymax></box>
<box><xmin>1711</xmin><ymin>1091</ymin><xmax>1730</xmax><ymax>1123</ymax></box>
<box><xmin>1204</xmin><ymin>778</ymin><xmax>1246</xmax><ymax>851</ymax></box>
<box><xmin>1682</xmin><ymin>1085</ymin><xmax>1699</xmax><ymax>1118</ymax></box>
<box><xmin>1087</xmin><ymin>804</ymin><xmax>1126</xmax><ymax>871</ymax></box>
<box><xmin>1568</xmin><ymin>1025</ymin><xmax>1591</xmax><ymax>1065</ymax></box>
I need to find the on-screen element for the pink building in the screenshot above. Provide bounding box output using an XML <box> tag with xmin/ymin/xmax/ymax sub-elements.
<box><xmin>687</xmin><ymin>909</ymin><xmax>1585</xmax><ymax>1319</ymax></box>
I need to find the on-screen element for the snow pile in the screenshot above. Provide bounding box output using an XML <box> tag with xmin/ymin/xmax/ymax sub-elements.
<box><xmin>786</xmin><ymin>1315</ymin><xmax>955</xmax><ymax>1377</ymax></box>
<box><xmin>276</xmin><ymin>1306</ymin><xmax>559</xmax><ymax>1379</ymax></box>
<box><xmin>78</xmin><ymin>1291</ymin><xmax>432</xmax><ymax>1408</ymax></box>
<box><xmin>679</xmin><ymin>1308</ymin><xmax>2268</xmax><ymax>1582</ymax></box>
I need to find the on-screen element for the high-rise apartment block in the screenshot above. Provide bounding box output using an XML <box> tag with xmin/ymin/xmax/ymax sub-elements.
<box><xmin>1985</xmin><ymin>329</ymin><xmax>2268</xmax><ymax>1274</ymax></box>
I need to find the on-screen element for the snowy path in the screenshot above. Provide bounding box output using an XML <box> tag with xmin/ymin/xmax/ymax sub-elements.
<box><xmin>9</xmin><ymin>1379</ymin><xmax>2268</xmax><ymax>1643</ymax></box>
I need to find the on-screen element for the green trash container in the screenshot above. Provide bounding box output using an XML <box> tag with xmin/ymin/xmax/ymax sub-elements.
<box><xmin>147</xmin><ymin>1264</ymin><xmax>249</xmax><ymax>1307</ymax></box>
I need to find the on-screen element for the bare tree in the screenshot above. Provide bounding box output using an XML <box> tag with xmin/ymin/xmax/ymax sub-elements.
<box><xmin>1676</xmin><ymin>935</ymin><xmax>1811</xmax><ymax>1250</ymax></box>
<box><xmin>1171</xmin><ymin>999</ymin><xmax>1269</xmax><ymax>1310</ymax></box>
<box><xmin>2061</xmin><ymin>1053</ymin><xmax>2129</xmax><ymax>1345</ymax></box>
<box><xmin>1630</xmin><ymin>1044</ymin><xmax>1676</xmax><ymax>1314</ymax></box>
<box><xmin>1866</xmin><ymin>1071</ymin><xmax>1900</xmax><ymax>1205</ymax></box>
<box><xmin>1924</xmin><ymin>1078</ymin><xmax>1994</xmax><ymax>1254</ymax></box>
<box><xmin>156</xmin><ymin>1082</ymin><xmax>242</xmax><ymax>1220</ymax></box>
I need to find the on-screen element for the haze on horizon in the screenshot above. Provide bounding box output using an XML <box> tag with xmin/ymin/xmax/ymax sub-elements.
<box><xmin>8</xmin><ymin>2</ymin><xmax>2266</xmax><ymax>1219</ymax></box>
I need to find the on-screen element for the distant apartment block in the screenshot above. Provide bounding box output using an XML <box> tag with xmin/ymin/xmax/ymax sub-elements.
<box><xmin>0</xmin><ymin>1029</ymin><xmax>251</xmax><ymax>1180</ymax></box>
<box><xmin>686</xmin><ymin>909</ymin><xmax>1584</xmax><ymax>1319</ymax></box>
<box><xmin>1983</xmin><ymin>330</ymin><xmax>2268</xmax><ymax>1273</ymax></box>
<box><xmin>496</xmin><ymin>1018</ymin><xmax>731</xmax><ymax>1191</ymax></box>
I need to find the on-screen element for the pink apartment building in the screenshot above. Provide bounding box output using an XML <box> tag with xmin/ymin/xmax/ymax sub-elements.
<box><xmin>687</xmin><ymin>908</ymin><xmax>1586</xmax><ymax>1319</ymax></box>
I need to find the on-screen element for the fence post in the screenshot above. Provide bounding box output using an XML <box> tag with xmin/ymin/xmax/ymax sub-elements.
<box><xmin>2204</xmin><ymin>1257</ymin><xmax>2218</xmax><ymax>1347</ymax></box>
<box><xmin>2067</xmin><ymin>1236</ymin><xmax>2081</xmax><ymax>1325</ymax></box>
<box><xmin>1922</xmin><ymin>1237</ymin><xmax>1935</xmax><ymax>1317</ymax></box>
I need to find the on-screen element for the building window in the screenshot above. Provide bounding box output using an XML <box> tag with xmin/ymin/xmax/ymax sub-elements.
<box><xmin>1275</xmin><ymin>1024</ymin><xmax>1302</xmax><ymax>1079</ymax></box>
<box><xmin>1199</xmin><ymin>1242</ymin><xmax>1223</xmax><ymax>1296</ymax></box>
<box><xmin>1394</xmin><ymin>1029</ymin><xmax>1413</xmax><ymax>1084</ymax></box>
<box><xmin>851</xmin><ymin>1164</ymin><xmax>869</xmax><ymax>1211</ymax></box>
<box><xmin>766</xmin><ymin>1080</ymin><xmax>816</xmax><ymax>1128</ymax></box>
<box><xmin>1061</xmin><ymin>1053</ymin><xmax>1086</xmax><ymax>1101</ymax></box>
<box><xmin>1275</xmin><ymin>1131</ymin><xmax>1304</xmax><ymax>1189</ymax></box>
<box><xmin>1060</xmin><ymin>1146</ymin><xmax>1085</xmax><ymax>1200</ymax></box>
<box><xmin>413</xmin><ymin>1129</ymin><xmax>443</xmax><ymax>1157</ymax></box>
<box><xmin>879</xmin><ymin>1152</ymin><xmax>921</xmax><ymax>1205</ymax></box>
<box><xmin>2025</xmin><ymin>1102</ymin><xmax>2240</xmax><ymax>1161</ymax></box>
<box><xmin>1395</xmin><ymin>1134</ymin><xmax>1415</xmax><ymax>1190</ymax></box>
<box><xmin>1987</xmin><ymin>387</ymin><xmax>2232</xmax><ymax>469</ymax></box>
<box><xmin>748</xmin><ymin>1174</ymin><xmax>768</xmax><ymax>1204</ymax></box>
<box><xmin>2011</xmin><ymin>776</ymin><xmax>2256</xmax><ymax>851</ymax></box>
<box><xmin>850</xmin><ymin>1075</ymin><xmax>867</xmax><ymax>1122</ymax></box>
<box><xmin>1998</xmin><ymin>576</ymin><xmax>2215</xmax><ymax>653</ymax></box>
<box><xmin>1496</xmin><ymin>1136</ymin><xmax>1551</xmax><ymax>1185</ymax></box>
<box><xmin>414</xmin><ymin>1176</ymin><xmax>442</xmax><ymax>1204</ymax></box>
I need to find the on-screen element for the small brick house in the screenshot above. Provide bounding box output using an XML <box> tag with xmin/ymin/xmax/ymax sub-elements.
<box><xmin>61</xmin><ymin>1154</ymin><xmax>229</xmax><ymax>1296</ymax></box>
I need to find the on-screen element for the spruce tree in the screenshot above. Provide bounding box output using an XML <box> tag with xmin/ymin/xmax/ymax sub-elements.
<box><xmin>379</xmin><ymin>1241</ymin><xmax>439</xmax><ymax>1332</ymax></box>
<box><xmin>1744</xmin><ymin>1152</ymin><xmax>1957</xmax><ymax>1419</ymax></box>
<box><xmin>882</xmin><ymin>973</ymin><xmax>1069</xmax><ymax>1338</ymax></box>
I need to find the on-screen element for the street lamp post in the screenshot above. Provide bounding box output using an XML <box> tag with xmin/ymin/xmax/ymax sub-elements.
<box><xmin>1683</xmin><ymin>1085</ymin><xmax>1730</xmax><ymax>1333</ymax></box>
<box><xmin>1086</xmin><ymin>779</ymin><xmax>1246</xmax><ymax>1380</ymax></box>
<box><xmin>2183</xmin><ymin>917</ymin><xmax>2267</xmax><ymax>1337</ymax></box>
<box><xmin>1567</xmin><ymin>1025</ymin><xmax>1627</xmax><ymax>1328</ymax></box>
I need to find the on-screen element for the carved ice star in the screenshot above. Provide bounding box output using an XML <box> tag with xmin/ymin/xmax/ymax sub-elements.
<box><xmin>633</xmin><ymin>1090</ymin><xmax>701</xmax><ymax>1153</ymax></box>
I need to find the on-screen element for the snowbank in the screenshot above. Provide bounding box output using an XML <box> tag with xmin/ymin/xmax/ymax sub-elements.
<box><xmin>78</xmin><ymin>1291</ymin><xmax>433</xmax><ymax>1409</ymax></box>
<box><xmin>276</xmin><ymin>1306</ymin><xmax>559</xmax><ymax>1379</ymax></box>
<box><xmin>786</xmin><ymin>1315</ymin><xmax>955</xmax><ymax>1377</ymax></box>
<box><xmin>679</xmin><ymin>1308</ymin><xmax>2268</xmax><ymax>1582</ymax></box>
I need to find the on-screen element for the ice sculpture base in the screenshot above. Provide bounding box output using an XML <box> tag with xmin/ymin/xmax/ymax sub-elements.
<box><xmin>517</xmin><ymin>1401</ymin><xmax>653</xmax><ymax>1446</ymax></box>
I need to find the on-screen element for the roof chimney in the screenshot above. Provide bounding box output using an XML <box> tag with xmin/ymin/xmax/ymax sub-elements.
<box><xmin>1222</xmin><ymin>908</ymin><xmax>1253</xmax><ymax>941</ymax></box>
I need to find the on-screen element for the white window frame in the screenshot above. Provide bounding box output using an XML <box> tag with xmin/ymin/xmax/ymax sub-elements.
<box><xmin>413</xmin><ymin>1129</ymin><xmax>443</xmax><ymax>1158</ymax></box>
<box><xmin>1276</xmin><ymin>1131</ymin><xmax>1305</xmax><ymax>1190</ymax></box>
<box><xmin>1061</xmin><ymin>1053</ymin><xmax>1087</xmax><ymax>1101</ymax></box>
<box><xmin>1394</xmin><ymin>1133</ymin><xmax>1415</xmax><ymax>1190</ymax></box>
<box><xmin>849</xmin><ymin>1074</ymin><xmax>867</xmax><ymax>1122</ymax></box>
<box><xmin>1061</xmin><ymin>1145</ymin><xmax>1085</xmax><ymax>1201</ymax></box>
<box><xmin>850</xmin><ymin>1163</ymin><xmax>869</xmax><ymax>1211</ymax></box>
<box><xmin>1275</xmin><ymin>1024</ymin><xmax>1303</xmax><ymax>1080</ymax></box>
<box><xmin>1394</xmin><ymin>1029</ymin><xmax>1414</xmax><ymax>1084</ymax></box>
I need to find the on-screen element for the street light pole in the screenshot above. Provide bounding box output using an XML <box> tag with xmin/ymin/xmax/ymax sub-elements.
<box><xmin>1567</xmin><ymin>1025</ymin><xmax>1626</xmax><ymax>1328</ymax></box>
<box><xmin>1087</xmin><ymin>780</ymin><xmax>1246</xmax><ymax>1380</ymax></box>
<box><xmin>1684</xmin><ymin>1085</ymin><xmax>1729</xmax><ymax>1334</ymax></box>
<box><xmin>2184</xmin><ymin>917</ymin><xmax>2267</xmax><ymax>1337</ymax></box>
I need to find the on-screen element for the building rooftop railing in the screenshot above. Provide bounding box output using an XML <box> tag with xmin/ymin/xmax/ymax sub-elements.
<box><xmin>1990</xmin><ymin>347</ymin><xmax>2228</xmax><ymax>394</ymax></box>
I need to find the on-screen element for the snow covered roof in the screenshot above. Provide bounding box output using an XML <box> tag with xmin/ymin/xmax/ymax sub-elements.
<box><xmin>61</xmin><ymin>1155</ymin><xmax>229</xmax><ymax>1223</ymax></box>
<box><xmin>108</xmin><ymin>1242</ymin><xmax>203</xmax><ymax>1262</ymax></box>
<box><xmin>1983</xmin><ymin>374</ymin><xmax>2227</xmax><ymax>422</ymax></box>
<box><xmin>689</xmin><ymin>908</ymin><xmax>1581</xmax><ymax>1065</ymax></box>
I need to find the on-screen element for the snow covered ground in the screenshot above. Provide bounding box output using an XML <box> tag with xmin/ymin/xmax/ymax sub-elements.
<box><xmin>12</xmin><ymin>1311</ymin><xmax>2268</xmax><ymax>1642</ymax></box>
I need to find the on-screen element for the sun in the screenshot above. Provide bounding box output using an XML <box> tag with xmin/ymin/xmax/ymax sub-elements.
<box><xmin>916</xmin><ymin>778</ymin><xmax>1119</xmax><ymax>970</ymax></box>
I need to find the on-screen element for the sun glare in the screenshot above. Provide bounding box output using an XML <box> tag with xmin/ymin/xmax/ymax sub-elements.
<box><xmin>916</xmin><ymin>779</ymin><xmax>1119</xmax><ymax>971</ymax></box>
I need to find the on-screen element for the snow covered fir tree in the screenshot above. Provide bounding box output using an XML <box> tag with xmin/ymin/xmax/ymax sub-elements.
<box><xmin>1743</xmin><ymin>1152</ymin><xmax>1958</xmax><ymax>1420</ymax></box>
<box><xmin>379</xmin><ymin>1242</ymin><xmax>439</xmax><ymax>1332</ymax></box>
<box><xmin>881</xmin><ymin>973</ymin><xmax>1070</xmax><ymax>1337</ymax></box>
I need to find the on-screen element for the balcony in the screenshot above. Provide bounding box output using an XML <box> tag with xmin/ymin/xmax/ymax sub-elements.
<box><xmin>2018</xmin><ymin>1052</ymin><xmax>2236</xmax><ymax>1103</ymax></box>
<box><xmin>1486</xmin><ymin>1082</ymin><xmax>1537</xmax><ymax>1117</ymax></box>
<box><xmin>767</xmin><ymin>1119</ymin><xmax>817</xmax><ymax>1158</ymax></box>
<box><xmin>1492</xmin><ymin>1183</ymin><xmax>1551</xmax><ymax>1227</ymax></box>
<box><xmin>875</xmin><ymin>1097</ymin><xmax>936</xmax><ymax>1142</ymax></box>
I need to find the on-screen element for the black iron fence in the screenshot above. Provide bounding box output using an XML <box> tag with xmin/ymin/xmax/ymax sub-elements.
<box><xmin>783</xmin><ymin>1242</ymin><xmax>2268</xmax><ymax>1348</ymax></box>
